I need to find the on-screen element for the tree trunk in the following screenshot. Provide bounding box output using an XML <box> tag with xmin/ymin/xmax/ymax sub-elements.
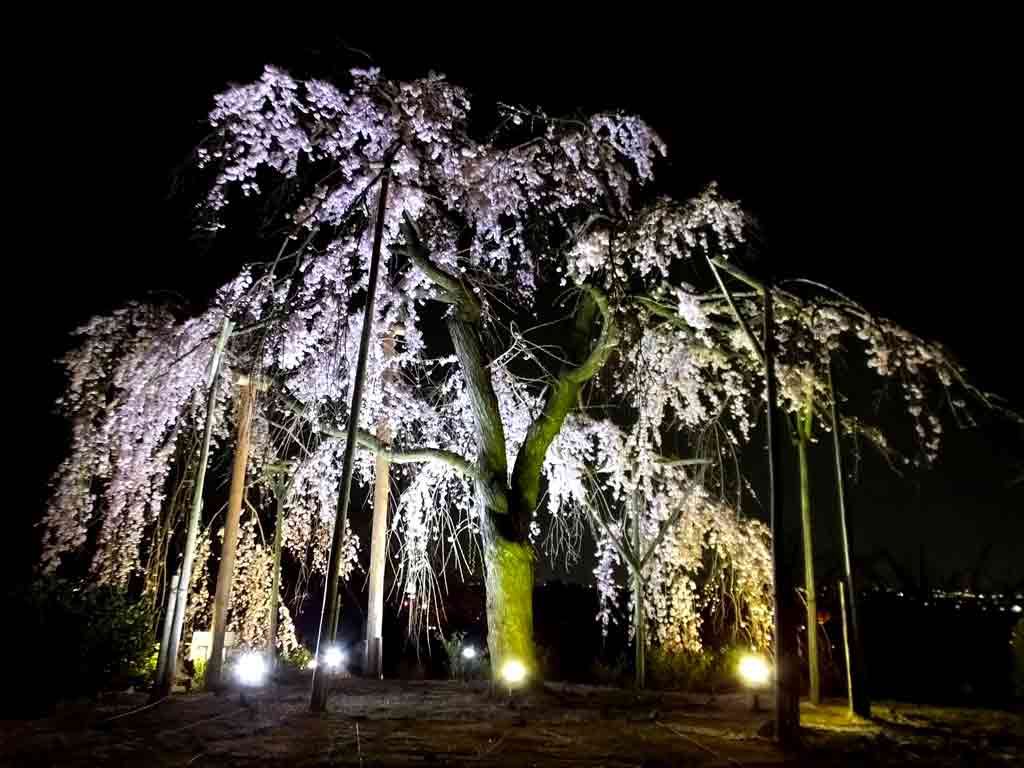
<box><xmin>207</xmin><ymin>381</ymin><xmax>255</xmax><ymax>688</ymax></box>
<box><xmin>797</xmin><ymin>410</ymin><xmax>821</xmax><ymax>705</ymax></box>
<box><xmin>155</xmin><ymin>317</ymin><xmax>233</xmax><ymax>698</ymax></box>
<box><xmin>480</xmin><ymin>515</ymin><xmax>537</xmax><ymax>678</ymax></box>
<box><xmin>267</xmin><ymin>482</ymin><xmax>285</xmax><ymax>662</ymax></box>
<box><xmin>447</xmin><ymin>315</ymin><xmax>538</xmax><ymax>680</ymax></box>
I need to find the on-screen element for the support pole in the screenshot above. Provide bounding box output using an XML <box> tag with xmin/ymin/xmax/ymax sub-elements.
<box><xmin>207</xmin><ymin>379</ymin><xmax>256</xmax><ymax>689</ymax></box>
<box><xmin>267</xmin><ymin>479</ymin><xmax>286</xmax><ymax>664</ymax></box>
<box><xmin>828</xmin><ymin>358</ymin><xmax>870</xmax><ymax>718</ymax></box>
<box><xmin>797</xmin><ymin>395</ymin><xmax>821</xmax><ymax>705</ymax></box>
<box><xmin>764</xmin><ymin>285</ymin><xmax>800</xmax><ymax>746</ymax></box>
<box><xmin>365</xmin><ymin>335</ymin><xmax>395</xmax><ymax>679</ymax></box>
<box><xmin>633</xmin><ymin>504</ymin><xmax>646</xmax><ymax>690</ymax></box>
<box><xmin>154</xmin><ymin>564</ymin><xmax>181</xmax><ymax>686</ymax></box>
<box><xmin>156</xmin><ymin>317</ymin><xmax>233</xmax><ymax>697</ymax></box>
<box><xmin>311</xmin><ymin>163</ymin><xmax>391</xmax><ymax>712</ymax></box>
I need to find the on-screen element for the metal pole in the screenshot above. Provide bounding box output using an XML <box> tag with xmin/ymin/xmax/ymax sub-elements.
<box><xmin>154</xmin><ymin>564</ymin><xmax>181</xmax><ymax>685</ymax></box>
<box><xmin>156</xmin><ymin>317</ymin><xmax>233</xmax><ymax>697</ymax></box>
<box><xmin>828</xmin><ymin>358</ymin><xmax>870</xmax><ymax>718</ymax></box>
<box><xmin>311</xmin><ymin>164</ymin><xmax>392</xmax><ymax>712</ymax></box>
<box><xmin>764</xmin><ymin>285</ymin><xmax>800</xmax><ymax>745</ymax></box>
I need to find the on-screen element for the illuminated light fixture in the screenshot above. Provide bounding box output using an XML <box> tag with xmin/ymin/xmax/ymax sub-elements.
<box><xmin>737</xmin><ymin>653</ymin><xmax>771</xmax><ymax>688</ymax></box>
<box><xmin>324</xmin><ymin>646</ymin><xmax>345</xmax><ymax>669</ymax></box>
<box><xmin>461</xmin><ymin>646</ymin><xmax>478</xmax><ymax>660</ymax></box>
<box><xmin>500</xmin><ymin>659</ymin><xmax>527</xmax><ymax>686</ymax></box>
<box><xmin>236</xmin><ymin>652</ymin><xmax>267</xmax><ymax>686</ymax></box>
<box><xmin>1012</xmin><ymin>605</ymin><xmax>1022</xmax><ymax>614</ymax></box>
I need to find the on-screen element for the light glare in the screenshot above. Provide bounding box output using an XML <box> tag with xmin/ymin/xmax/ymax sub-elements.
<box><xmin>236</xmin><ymin>652</ymin><xmax>267</xmax><ymax>686</ymax></box>
<box><xmin>461</xmin><ymin>646</ymin><xmax>477</xmax><ymax>660</ymax></box>
<box><xmin>324</xmin><ymin>646</ymin><xmax>345</xmax><ymax>669</ymax></box>
<box><xmin>500</xmin><ymin>659</ymin><xmax>527</xmax><ymax>685</ymax></box>
<box><xmin>737</xmin><ymin>653</ymin><xmax>770</xmax><ymax>687</ymax></box>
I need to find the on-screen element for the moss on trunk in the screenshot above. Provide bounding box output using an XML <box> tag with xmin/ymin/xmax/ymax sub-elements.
<box><xmin>481</xmin><ymin>517</ymin><xmax>537</xmax><ymax>679</ymax></box>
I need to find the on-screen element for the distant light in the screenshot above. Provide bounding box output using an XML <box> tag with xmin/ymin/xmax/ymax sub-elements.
<box><xmin>324</xmin><ymin>646</ymin><xmax>345</xmax><ymax>669</ymax></box>
<box><xmin>461</xmin><ymin>646</ymin><xmax>477</xmax><ymax>660</ymax></box>
<box><xmin>236</xmin><ymin>652</ymin><xmax>266</xmax><ymax>686</ymax></box>
<box><xmin>1012</xmin><ymin>605</ymin><xmax>1022</xmax><ymax>614</ymax></box>
<box><xmin>501</xmin><ymin>659</ymin><xmax>527</xmax><ymax>686</ymax></box>
<box><xmin>737</xmin><ymin>654</ymin><xmax>770</xmax><ymax>688</ymax></box>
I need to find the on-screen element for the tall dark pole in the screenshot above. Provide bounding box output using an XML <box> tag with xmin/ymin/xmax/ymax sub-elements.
<box><xmin>156</xmin><ymin>317</ymin><xmax>233</xmax><ymax>698</ymax></box>
<box><xmin>828</xmin><ymin>358</ymin><xmax>871</xmax><ymax>718</ymax></box>
<box><xmin>764</xmin><ymin>285</ymin><xmax>800</xmax><ymax>745</ymax></box>
<box><xmin>311</xmin><ymin>164</ymin><xmax>392</xmax><ymax>712</ymax></box>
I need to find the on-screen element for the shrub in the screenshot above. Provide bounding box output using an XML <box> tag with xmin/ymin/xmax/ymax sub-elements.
<box><xmin>647</xmin><ymin>645</ymin><xmax>748</xmax><ymax>692</ymax></box>
<box><xmin>286</xmin><ymin>645</ymin><xmax>313</xmax><ymax>672</ymax></box>
<box><xmin>2</xmin><ymin>577</ymin><xmax>153</xmax><ymax>715</ymax></box>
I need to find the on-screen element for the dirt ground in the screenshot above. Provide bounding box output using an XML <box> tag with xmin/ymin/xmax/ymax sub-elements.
<box><xmin>2</xmin><ymin>677</ymin><xmax>1021</xmax><ymax>766</ymax></box>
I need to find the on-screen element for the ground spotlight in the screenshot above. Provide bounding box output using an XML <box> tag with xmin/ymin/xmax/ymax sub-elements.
<box><xmin>500</xmin><ymin>658</ymin><xmax>527</xmax><ymax>687</ymax></box>
<box><xmin>324</xmin><ymin>646</ymin><xmax>345</xmax><ymax>670</ymax></box>
<box><xmin>235</xmin><ymin>652</ymin><xmax>267</xmax><ymax>687</ymax></box>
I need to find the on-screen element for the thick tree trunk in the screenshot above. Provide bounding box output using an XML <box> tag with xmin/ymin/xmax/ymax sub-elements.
<box><xmin>448</xmin><ymin>315</ymin><xmax>537</xmax><ymax>679</ymax></box>
<box><xmin>797</xmin><ymin>413</ymin><xmax>821</xmax><ymax>705</ymax></box>
<box><xmin>480</xmin><ymin>516</ymin><xmax>537</xmax><ymax>678</ymax></box>
<box><xmin>207</xmin><ymin>381</ymin><xmax>255</xmax><ymax>688</ymax></box>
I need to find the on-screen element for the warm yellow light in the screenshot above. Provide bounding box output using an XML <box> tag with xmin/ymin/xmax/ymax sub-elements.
<box><xmin>738</xmin><ymin>653</ymin><xmax>770</xmax><ymax>687</ymax></box>
<box><xmin>500</xmin><ymin>659</ymin><xmax>527</xmax><ymax>685</ymax></box>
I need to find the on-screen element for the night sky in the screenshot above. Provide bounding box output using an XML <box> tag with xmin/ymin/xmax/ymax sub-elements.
<box><xmin>12</xmin><ymin>15</ymin><xmax>1022</xmax><ymax>591</ymax></box>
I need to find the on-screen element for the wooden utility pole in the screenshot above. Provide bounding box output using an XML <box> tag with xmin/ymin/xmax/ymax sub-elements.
<box><xmin>156</xmin><ymin>318</ymin><xmax>233</xmax><ymax>698</ymax></box>
<box><xmin>828</xmin><ymin>359</ymin><xmax>870</xmax><ymax>718</ymax></box>
<box><xmin>206</xmin><ymin>378</ymin><xmax>256</xmax><ymax>689</ymax></box>
<box><xmin>364</xmin><ymin>333</ymin><xmax>394</xmax><ymax>678</ymax></box>
<box><xmin>311</xmin><ymin>163</ymin><xmax>391</xmax><ymax>712</ymax></box>
<box><xmin>764</xmin><ymin>285</ymin><xmax>800</xmax><ymax>746</ymax></box>
<box><xmin>796</xmin><ymin>391</ymin><xmax>821</xmax><ymax>705</ymax></box>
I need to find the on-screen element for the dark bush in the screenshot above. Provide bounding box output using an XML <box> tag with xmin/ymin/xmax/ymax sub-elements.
<box><xmin>2</xmin><ymin>577</ymin><xmax>152</xmax><ymax>716</ymax></box>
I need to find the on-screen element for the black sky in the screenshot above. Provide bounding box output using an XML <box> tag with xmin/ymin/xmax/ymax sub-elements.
<box><xmin>12</xmin><ymin>14</ymin><xmax>1022</xmax><ymax>588</ymax></box>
